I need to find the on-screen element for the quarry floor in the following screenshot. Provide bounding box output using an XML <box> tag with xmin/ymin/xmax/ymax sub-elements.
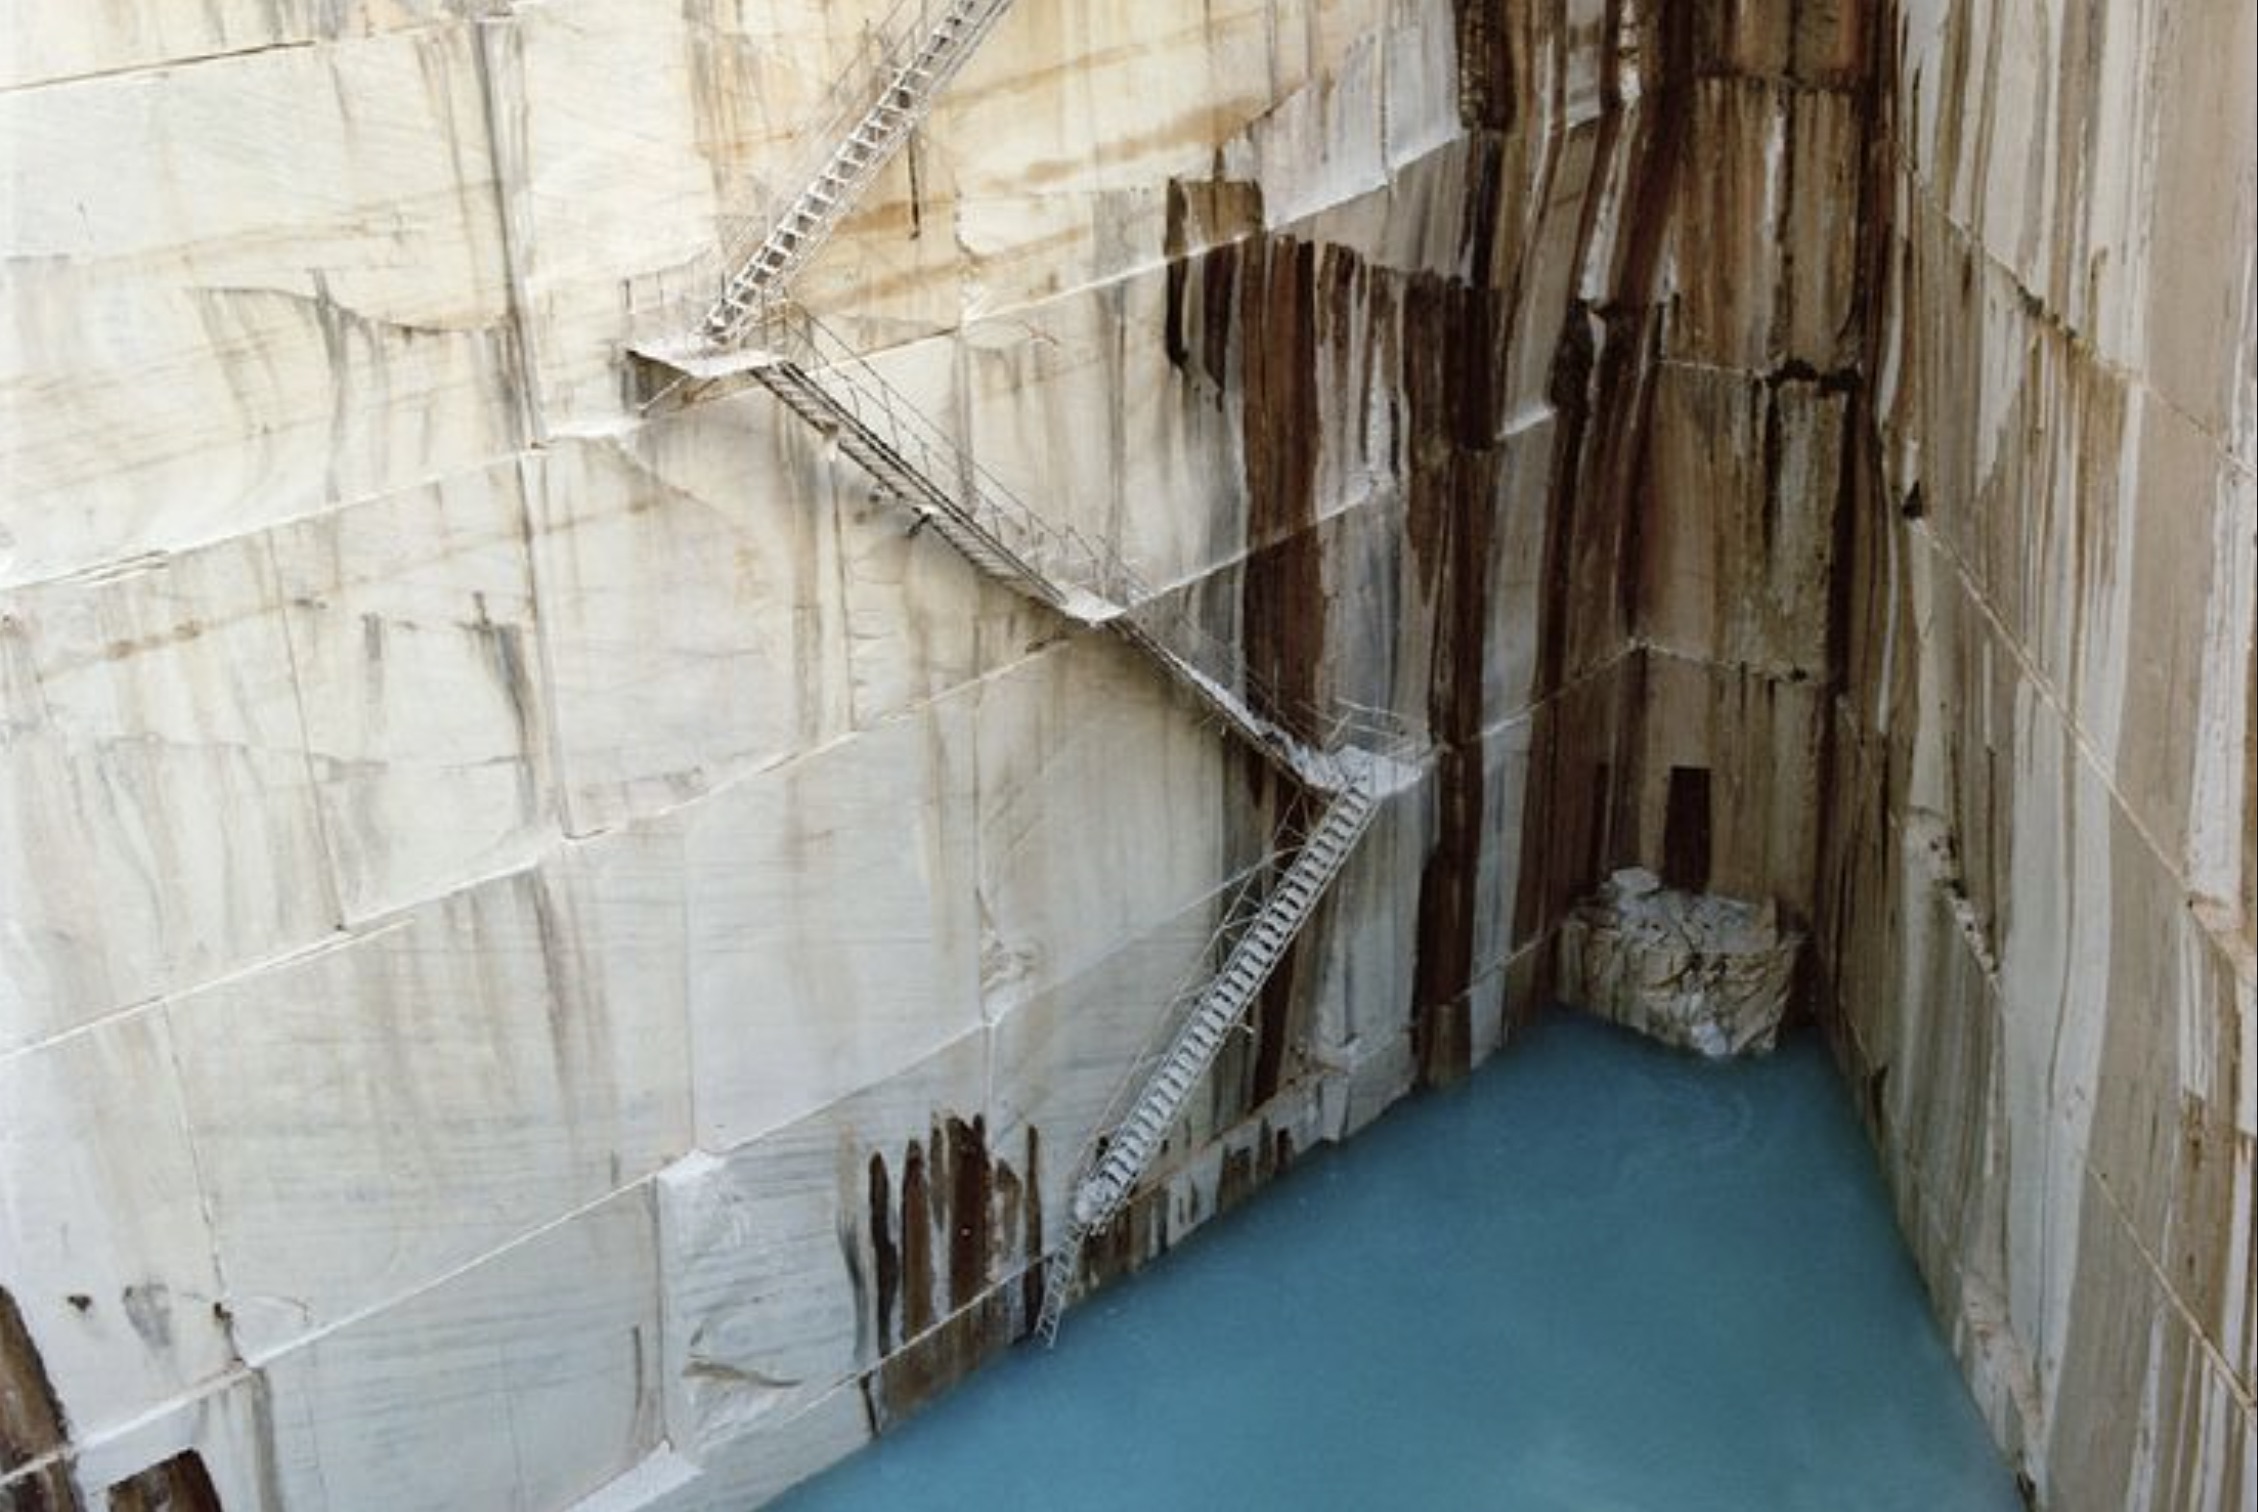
<box><xmin>774</xmin><ymin>1011</ymin><xmax>2026</xmax><ymax>1511</ymax></box>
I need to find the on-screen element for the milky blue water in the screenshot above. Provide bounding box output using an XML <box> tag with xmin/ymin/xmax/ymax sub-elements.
<box><xmin>776</xmin><ymin>1012</ymin><xmax>2024</xmax><ymax>1512</ymax></box>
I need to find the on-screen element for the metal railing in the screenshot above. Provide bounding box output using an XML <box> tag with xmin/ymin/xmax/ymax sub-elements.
<box><xmin>628</xmin><ymin>0</ymin><xmax>1010</xmax><ymax>350</ymax></box>
<box><xmin>754</xmin><ymin>304</ymin><xmax>1426</xmax><ymax>766</ymax></box>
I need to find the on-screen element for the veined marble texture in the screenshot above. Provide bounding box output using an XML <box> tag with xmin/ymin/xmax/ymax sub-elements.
<box><xmin>2</xmin><ymin>2</ymin><xmax>2251</xmax><ymax>1511</ymax></box>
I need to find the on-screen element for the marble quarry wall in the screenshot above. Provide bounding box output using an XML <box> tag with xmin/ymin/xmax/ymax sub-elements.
<box><xmin>0</xmin><ymin>2</ymin><xmax>2249</xmax><ymax>1510</ymax></box>
<box><xmin>1812</xmin><ymin>2</ymin><xmax>2256</xmax><ymax>1508</ymax></box>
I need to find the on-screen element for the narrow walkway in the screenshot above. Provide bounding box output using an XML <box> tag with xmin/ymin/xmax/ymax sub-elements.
<box><xmin>777</xmin><ymin>1013</ymin><xmax>2025</xmax><ymax>1511</ymax></box>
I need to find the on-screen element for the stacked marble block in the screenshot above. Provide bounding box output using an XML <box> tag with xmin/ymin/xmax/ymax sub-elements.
<box><xmin>0</xmin><ymin>3</ymin><xmax>1655</xmax><ymax>1508</ymax></box>
<box><xmin>1811</xmin><ymin>2</ymin><xmax>2256</xmax><ymax>1508</ymax></box>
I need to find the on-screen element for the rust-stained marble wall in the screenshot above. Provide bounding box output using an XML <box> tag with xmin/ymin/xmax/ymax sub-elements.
<box><xmin>1812</xmin><ymin>2</ymin><xmax>2255</xmax><ymax>1509</ymax></box>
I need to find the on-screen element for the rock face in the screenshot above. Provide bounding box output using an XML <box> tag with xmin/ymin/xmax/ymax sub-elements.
<box><xmin>1812</xmin><ymin>5</ymin><xmax>2258</xmax><ymax>1508</ymax></box>
<box><xmin>1559</xmin><ymin>869</ymin><xmax>1801</xmax><ymax>1058</ymax></box>
<box><xmin>0</xmin><ymin>3</ymin><xmax>2248</xmax><ymax>1511</ymax></box>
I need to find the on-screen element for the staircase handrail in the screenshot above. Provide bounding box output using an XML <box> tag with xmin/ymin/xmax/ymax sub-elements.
<box><xmin>626</xmin><ymin>0</ymin><xmax>990</xmax><ymax>350</ymax></box>
<box><xmin>758</xmin><ymin>304</ymin><xmax>1425</xmax><ymax>763</ymax></box>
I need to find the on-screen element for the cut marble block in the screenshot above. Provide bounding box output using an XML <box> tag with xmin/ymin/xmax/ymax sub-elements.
<box><xmin>683</xmin><ymin>695</ymin><xmax>980</xmax><ymax>1151</ymax></box>
<box><xmin>0</xmin><ymin>1011</ymin><xmax>233</xmax><ymax>1444</ymax></box>
<box><xmin>0</xmin><ymin>3</ymin><xmax>458</xmax><ymax>91</ymax></box>
<box><xmin>0</xmin><ymin>536</ymin><xmax>334</xmax><ymax>1050</ymax></box>
<box><xmin>565</xmin><ymin>1385</ymin><xmax>871</xmax><ymax>1512</ymax></box>
<box><xmin>1660</xmin><ymin>79</ymin><xmax>1862</xmax><ymax>373</ymax></box>
<box><xmin>970</xmin><ymin>637</ymin><xmax>1233</xmax><ymax>1019</ymax></box>
<box><xmin>1559</xmin><ymin>868</ymin><xmax>1803</xmax><ymax>1058</ymax></box>
<box><xmin>1247</xmin><ymin>28</ymin><xmax>1387</xmax><ymax>231</ymax></box>
<box><xmin>271</xmin><ymin>461</ymin><xmax>558</xmax><ymax>923</ymax></box>
<box><xmin>1641</xmin><ymin>365</ymin><xmax>1846</xmax><ymax>678</ymax></box>
<box><xmin>0</xmin><ymin>26</ymin><xmax>519</xmax><ymax>588</ymax></box>
<box><xmin>654</xmin><ymin>1030</ymin><xmax>987</xmax><ymax>1462</ymax></box>
<box><xmin>260</xmin><ymin>1188</ymin><xmax>661</xmax><ymax>1512</ymax></box>
<box><xmin>957</xmin><ymin>272</ymin><xmax>1251</xmax><ymax>597</ymax></box>
<box><xmin>164</xmin><ymin>857</ymin><xmax>690</xmax><ymax>1358</ymax></box>
<box><xmin>954</xmin><ymin>182</ymin><xmax>1174</xmax><ymax>322</ymax></box>
<box><xmin>527</xmin><ymin>402</ymin><xmax>848</xmax><ymax>834</ymax></box>
<box><xmin>494</xmin><ymin>0</ymin><xmax>733</xmax><ymax>433</ymax></box>
<box><xmin>1382</xmin><ymin>8</ymin><xmax>1462</xmax><ymax>175</ymax></box>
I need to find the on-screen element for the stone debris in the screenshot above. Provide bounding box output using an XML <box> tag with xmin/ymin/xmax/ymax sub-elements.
<box><xmin>1557</xmin><ymin>869</ymin><xmax>1803</xmax><ymax>1058</ymax></box>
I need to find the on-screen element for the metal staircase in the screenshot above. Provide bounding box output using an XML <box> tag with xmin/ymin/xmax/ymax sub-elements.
<box><xmin>699</xmin><ymin>0</ymin><xmax>1016</xmax><ymax>348</ymax></box>
<box><xmin>729</xmin><ymin>306</ymin><xmax>1399</xmax><ymax>791</ymax></box>
<box><xmin>624</xmin><ymin>1</ymin><xmax>1419</xmax><ymax>1345</ymax></box>
<box><xmin>725</xmin><ymin>307</ymin><xmax>1410</xmax><ymax>1343</ymax></box>
<box><xmin>1034</xmin><ymin>775</ymin><xmax>1379</xmax><ymax>1343</ymax></box>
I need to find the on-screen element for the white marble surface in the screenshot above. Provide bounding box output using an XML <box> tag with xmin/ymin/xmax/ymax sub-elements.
<box><xmin>567</xmin><ymin>1385</ymin><xmax>871</xmax><ymax>1512</ymax></box>
<box><xmin>0</xmin><ymin>536</ymin><xmax>336</xmax><ymax>1050</ymax></box>
<box><xmin>986</xmin><ymin>884</ymin><xmax>1242</xmax><ymax>1228</ymax></box>
<box><xmin>526</xmin><ymin>408</ymin><xmax>845</xmax><ymax>834</ymax></box>
<box><xmin>258</xmin><ymin>1188</ymin><xmax>661</xmax><ymax>1512</ymax></box>
<box><xmin>656</xmin><ymin>1030</ymin><xmax>986</xmax><ymax>1460</ymax></box>
<box><xmin>0</xmin><ymin>1010</ymin><xmax>235</xmax><ymax>1441</ymax></box>
<box><xmin>970</xmin><ymin>636</ymin><xmax>1233</xmax><ymax>1018</ymax></box>
<box><xmin>0</xmin><ymin>2</ymin><xmax>460</xmax><ymax>91</ymax></box>
<box><xmin>164</xmin><ymin>860</ymin><xmax>689</xmax><ymax>1358</ymax></box>
<box><xmin>1560</xmin><ymin>868</ymin><xmax>1801</xmax><ymax>1058</ymax></box>
<box><xmin>0</xmin><ymin>25</ymin><xmax>519</xmax><ymax>588</ymax></box>
<box><xmin>272</xmin><ymin>461</ymin><xmax>558</xmax><ymax>922</ymax></box>
<box><xmin>683</xmin><ymin>696</ymin><xmax>980</xmax><ymax>1151</ymax></box>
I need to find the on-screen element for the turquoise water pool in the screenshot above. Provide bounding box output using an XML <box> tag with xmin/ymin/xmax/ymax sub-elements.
<box><xmin>776</xmin><ymin>1012</ymin><xmax>2024</xmax><ymax>1511</ymax></box>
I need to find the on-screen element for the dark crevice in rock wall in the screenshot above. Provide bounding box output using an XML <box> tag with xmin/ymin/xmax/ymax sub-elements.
<box><xmin>1512</xmin><ymin>0</ymin><xmax>1693</xmax><ymax>977</ymax></box>
<box><xmin>1404</xmin><ymin>267</ymin><xmax>1507</xmax><ymax>1086</ymax></box>
<box><xmin>1810</xmin><ymin>0</ymin><xmax>1898</xmax><ymax>1050</ymax></box>
<box><xmin>1</xmin><ymin>1286</ymin><xmax>79</xmax><ymax>1512</ymax></box>
<box><xmin>103</xmin><ymin>1452</ymin><xmax>221</xmax><ymax>1512</ymax></box>
<box><xmin>1451</xmin><ymin>0</ymin><xmax>1517</xmax><ymax>132</ymax></box>
<box><xmin>1239</xmin><ymin>237</ymin><xmax>1327</xmax><ymax>716</ymax></box>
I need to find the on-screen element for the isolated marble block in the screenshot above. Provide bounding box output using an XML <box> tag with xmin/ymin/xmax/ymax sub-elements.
<box><xmin>1560</xmin><ymin>869</ymin><xmax>1803</xmax><ymax>1058</ymax></box>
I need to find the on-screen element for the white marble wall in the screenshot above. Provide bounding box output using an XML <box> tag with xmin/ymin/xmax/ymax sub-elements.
<box><xmin>1</xmin><ymin>3</ymin><xmax>1550</xmax><ymax>1507</ymax></box>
